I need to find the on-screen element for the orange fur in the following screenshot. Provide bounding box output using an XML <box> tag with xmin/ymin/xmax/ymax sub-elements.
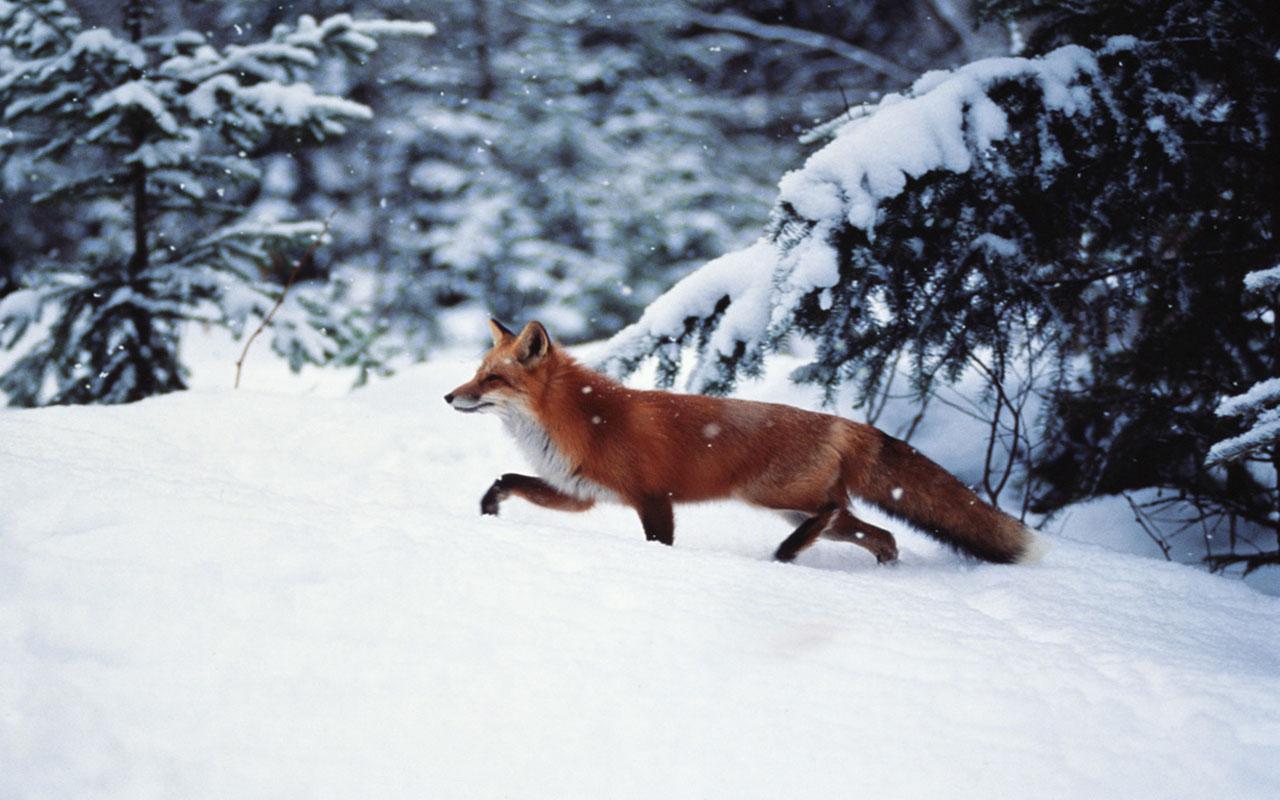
<box><xmin>446</xmin><ymin>320</ymin><xmax>1042</xmax><ymax>565</ymax></box>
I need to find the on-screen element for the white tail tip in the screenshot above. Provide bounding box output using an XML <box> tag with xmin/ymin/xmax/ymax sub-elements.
<box><xmin>1015</xmin><ymin>530</ymin><xmax>1052</xmax><ymax>565</ymax></box>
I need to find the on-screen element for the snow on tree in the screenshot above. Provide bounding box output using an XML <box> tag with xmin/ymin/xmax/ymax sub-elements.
<box><xmin>1208</xmin><ymin>376</ymin><xmax>1280</xmax><ymax>467</ymax></box>
<box><xmin>602</xmin><ymin>41</ymin><xmax>1119</xmax><ymax>391</ymax></box>
<box><xmin>1205</xmin><ymin>261</ymin><xmax>1280</xmax><ymax>574</ymax></box>
<box><xmin>363</xmin><ymin>0</ymin><xmax>786</xmax><ymax>352</ymax></box>
<box><xmin>1208</xmin><ymin>264</ymin><xmax>1280</xmax><ymax>467</ymax></box>
<box><xmin>332</xmin><ymin>0</ymin><xmax>985</xmax><ymax>355</ymax></box>
<box><xmin>604</xmin><ymin>0</ymin><xmax>1279</xmax><ymax>571</ymax></box>
<box><xmin>0</xmin><ymin>0</ymin><xmax>434</xmax><ymax>404</ymax></box>
<box><xmin>35</xmin><ymin>0</ymin><xmax>984</xmax><ymax>359</ymax></box>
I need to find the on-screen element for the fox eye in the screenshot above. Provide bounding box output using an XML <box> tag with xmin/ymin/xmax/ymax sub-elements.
<box><xmin>482</xmin><ymin>373</ymin><xmax>508</xmax><ymax>386</ymax></box>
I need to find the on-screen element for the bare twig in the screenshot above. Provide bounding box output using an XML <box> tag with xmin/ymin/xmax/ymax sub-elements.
<box><xmin>682</xmin><ymin>7</ymin><xmax>916</xmax><ymax>85</ymax></box>
<box><xmin>923</xmin><ymin>0</ymin><xmax>980</xmax><ymax>61</ymax></box>
<box><xmin>233</xmin><ymin>214</ymin><xmax>334</xmax><ymax>389</ymax></box>
<box><xmin>1206</xmin><ymin>549</ymin><xmax>1280</xmax><ymax>575</ymax></box>
<box><xmin>968</xmin><ymin>351</ymin><xmax>1022</xmax><ymax>505</ymax></box>
<box><xmin>1013</xmin><ymin>341</ymin><xmax>1049</xmax><ymax>520</ymax></box>
<box><xmin>838</xmin><ymin>84</ymin><xmax>853</xmax><ymax>118</ymax></box>
<box><xmin>900</xmin><ymin>394</ymin><xmax>932</xmax><ymax>442</ymax></box>
<box><xmin>1122</xmin><ymin>491</ymin><xmax>1174</xmax><ymax>561</ymax></box>
<box><xmin>864</xmin><ymin>354</ymin><xmax>899</xmax><ymax>427</ymax></box>
<box><xmin>976</xmin><ymin>359</ymin><xmax>1002</xmax><ymax>501</ymax></box>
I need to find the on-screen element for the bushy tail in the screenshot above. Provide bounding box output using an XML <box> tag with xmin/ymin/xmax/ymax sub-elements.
<box><xmin>850</xmin><ymin>431</ymin><xmax>1047</xmax><ymax>564</ymax></box>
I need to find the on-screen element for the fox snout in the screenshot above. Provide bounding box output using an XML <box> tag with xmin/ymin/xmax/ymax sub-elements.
<box><xmin>445</xmin><ymin>386</ymin><xmax>494</xmax><ymax>413</ymax></box>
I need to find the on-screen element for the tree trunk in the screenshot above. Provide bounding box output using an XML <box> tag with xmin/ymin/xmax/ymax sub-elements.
<box><xmin>125</xmin><ymin>0</ymin><xmax>149</xmax><ymax>276</ymax></box>
<box><xmin>471</xmin><ymin>0</ymin><xmax>495</xmax><ymax>101</ymax></box>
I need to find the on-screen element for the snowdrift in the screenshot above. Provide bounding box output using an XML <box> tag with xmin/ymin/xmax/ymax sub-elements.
<box><xmin>2</xmin><ymin>355</ymin><xmax>1279</xmax><ymax>799</ymax></box>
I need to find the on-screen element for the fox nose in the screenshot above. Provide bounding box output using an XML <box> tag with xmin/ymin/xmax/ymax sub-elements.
<box><xmin>443</xmin><ymin>393</ymin><xmax>454</xmax><ymax>404</ymax></box>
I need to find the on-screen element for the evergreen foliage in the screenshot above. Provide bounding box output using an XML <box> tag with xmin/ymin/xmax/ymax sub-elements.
<box><xmin>5</xmin><ymin>0</ymin><xmax>983</xmax><ymax>365</ymax></box>
<box><xmin>986</xmin><ymin>0</ymin><xmax>1280</xmax><ymax>569</ymax></box>
<box><xmin>1203</xmin><ymin>261</ymin><xmax>1280</xmax><ymax>573</ymax></box>
<box><xmin>0</xmin><ymin>0</ymin><xmax>433</xmax><ymax>404</ymax></box>
<box><xmin>394</xmin><ymin>2</ymin><xmax>775</xmax><ymax>346</ymax></box>
<box><xmin>608</xmin><ymin>0</ymin><xmax>1279</xmax><ymax>570</ymax></box>
<box><xmin>300</xmin><ymin>0</ymin><xmax>974</xmax><ymax>353</ymax></box>
<box><xmin>362</xmin><ymin>0</ymin><xmax>802</xmax><ymax>350</ymax></box>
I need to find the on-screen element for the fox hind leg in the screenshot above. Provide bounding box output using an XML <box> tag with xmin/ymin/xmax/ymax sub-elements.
<box><xmin>773</xmin><ymin>505</ymin><xmax>838</xmax><ymax>562</ymax></box>
<box><xmin>822</xmin><ymin>508</ymin><xmax>899</xmax><ymax>564</ymax></box>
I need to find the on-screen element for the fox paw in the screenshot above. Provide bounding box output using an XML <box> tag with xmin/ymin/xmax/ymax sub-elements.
<box><xmin>875</xmin><ymin>546</ymin><xmax>900</xmax><ymax>565</ymax></box>
<box><xmin>480</xmin><ymin>481</ymin><xmax>505</xmax><ymax>516</ymax></box>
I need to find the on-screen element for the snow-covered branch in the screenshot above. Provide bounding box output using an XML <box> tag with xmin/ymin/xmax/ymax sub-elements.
<box><xmin>601</xmin><ymin>41</ymin><xmax>1113</xmax><ymax>391</ymax></box>
<box><xmin>1207</xmin><ymin>265</ymin><xmax>1280</xmax><ymax>466</ymax></box>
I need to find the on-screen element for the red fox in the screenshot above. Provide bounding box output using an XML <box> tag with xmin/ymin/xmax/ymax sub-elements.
<box><xmin>446</xmin><ymin>320</ymin><xmax>1047</xmax><ymax>565</ymax></box>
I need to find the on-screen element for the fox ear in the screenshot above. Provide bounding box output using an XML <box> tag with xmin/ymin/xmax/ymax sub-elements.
<box><xmin>515</xmin><ymin>321</ymin><xmax>550</xmax><ymax>367</ymax></box>
<box><xmin>488</xmin><ymin>318</ymin><xmax>514</xmax><ymax>346</ymax></box>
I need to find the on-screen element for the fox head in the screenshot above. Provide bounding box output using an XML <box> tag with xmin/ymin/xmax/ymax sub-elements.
<box><xmin>444</xmin><ymin>319</ymin><xmax>553</xmax><ymax>415</ymax></box>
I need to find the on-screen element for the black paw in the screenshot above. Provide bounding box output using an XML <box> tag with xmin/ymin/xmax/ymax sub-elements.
<box><xmin>480</xmin><ymin>480</ymin><xmax>505</xmax><ymax>516</ymax></box>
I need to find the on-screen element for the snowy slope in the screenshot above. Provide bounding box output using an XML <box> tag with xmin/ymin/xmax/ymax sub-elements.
<box><xmin>2</xmin><ymin>352</ymin><xmax>1279</xmax><ymax>799</ymax></box>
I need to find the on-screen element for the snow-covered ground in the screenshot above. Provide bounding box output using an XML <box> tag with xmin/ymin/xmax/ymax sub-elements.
<box><xmin>3</xmin><ymin>337</ymin><xmax>1279</xmax><ymax>799</ymax></box>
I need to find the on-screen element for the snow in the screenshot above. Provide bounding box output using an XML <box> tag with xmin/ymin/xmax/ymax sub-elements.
<box><xmin>1209</xmin><ymin>416</ymin><xmax>1280</xmax><ymax>465</ymax></box>
<box><xmin>64</xmin><ymin>28</ymin><xmax>144</xmax><ymax>70</ymax></box>
<box><xmin>1208</xmin><ymin>377</ymin><xmax>1280</xmax><ymax>464</ymax></box>
<box><xmin>0</xmin><ymin>287</ymin><xmax>40</xmax><ymax>326</ymax></box>
<box><xmin>163</xmin><ymin>13</ymin><xmax>432</xmax><ymax>137</ymax></box>
<box><xmin>163</xmin><ymin>14</ymin><xmax>434</xmax><ymax>87</ymax></box>
<box><xmin>1244</xmin><ymin>263</ymin><xmax>1280</xmax><ymax>292</ymax></box>
<box><xmin>184</xmin><ymin>73</ymin><xmax>236</xmax><ymax>120</ymax></box>
<box><xmin>1214</xmin><ymin>265</ymin><xmax>1280</xmax><ymax>464</ymax></box>
<box><xmin>90</xmin><ymin>81</ymin><xmax>180</xmax><ymax>135</ymax></box>
<box><xmin>972</xmin><ymin>232</ymin><xmax>1020</xmax><ymax>257</ymax></box>
<box><xmin>604</xmin><ymin>43</ymin><xmax>1112</xmax><ymax>386</ymax></box>
<box><xmin>286</xmin><ymin>13</ymin><xmax>435</xmax><ymax>55</ymax></box>
<box><xmin>126</xmin><ymin>129</ymin><xmax>201</xmax><ymax>170</ymax></box>
<box><xmin>603</xmin><ymin>238</ymin><xmax>780</xmax><ymax>381</ymax></box>
<box><xmin>0</xmin><ymin>27</ymin><xmax>142</xmax><ymax>92</ymax></box>
<box><xmin>271</xmin><ymin>297</ymin><xmax>339</xmax><ymax>363</ymax></box>
<box><xmin>2</xmin><ymin>345</ymin><xmax>1279</xmax><ymax>799</ymax></box>
<box><xmin>344</xmin><ymin>18</ymin><xmax>438</xmax><ymax>39</ymax></box>
<box><xmin>779</xmin><ymin>45</ymin><xmax>1098</xmax><ymax>233</ymax></box>
<box><xmin>196</xmin><ymin>219</ymin><xmax>326</xmax><ymax>249</ymax></box>
<box><xmin>1217</xmin><ymin>376</ymin><xmax>1280</xmax><ymax>419</ymax></box>
<box><xmin>235</xmin><ymin>81</ymin><xmax>372</xmax><ymax>128</ymax></box>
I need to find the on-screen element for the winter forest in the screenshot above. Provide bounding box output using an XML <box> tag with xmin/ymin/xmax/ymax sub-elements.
<box><xmin>2</xmin><ymin>1</ymin><xmax>1279</xmax><ymax>797</ymax></box>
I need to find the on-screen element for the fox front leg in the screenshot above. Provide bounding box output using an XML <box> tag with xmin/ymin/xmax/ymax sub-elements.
<box><xmin>480</xmin><ymin>473</ymin><xmax>595</xmax><ymax>516</ymax></box>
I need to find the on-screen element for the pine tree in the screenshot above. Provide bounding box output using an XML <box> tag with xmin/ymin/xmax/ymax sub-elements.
<box><xmin>98</xmin><ymin>1</ymin><xmax>979</xmax><ymax>357</ymax></box>
<box><xmin>367</xmin><ymin>0</ymin><xmax>785</xmax><ymax>351</ymax></box>
<box><xmin>605</xmin><ymin>0</ymin><xmax>1279</xmax><ymax>571</ymax></box>
<box><xmin>983</xmin><ymin>0</ymin><xmax>1280</xmax><ymax>570</ymax></box>
<box><xmin>352</xmin><ymin>0</ymin><xmax>979</xmax><ymax>353</ymax></box>
<box><xmin>0</xmin><ymin>0</ymin><xmax>434</xmax><ymax>404</ymax></box>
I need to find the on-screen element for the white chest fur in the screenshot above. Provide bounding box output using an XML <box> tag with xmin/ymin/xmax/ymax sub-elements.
<box><xmin>501</xmin><ymin>409</ymin><xmax>617</xmax><ymax>503</ymax></box>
